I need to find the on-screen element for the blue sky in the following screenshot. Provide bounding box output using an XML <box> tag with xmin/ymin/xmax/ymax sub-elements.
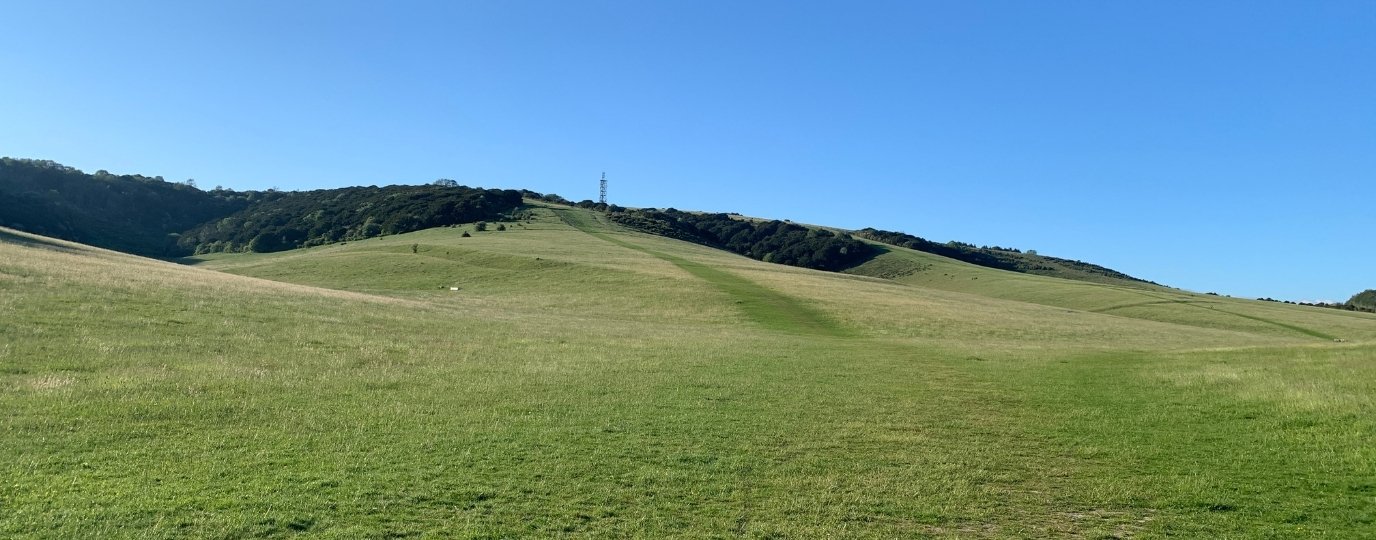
<box><xmin>2</xmin><ymin>1</ymin><xmax>1372</xmax><ymax>301</ymax></box>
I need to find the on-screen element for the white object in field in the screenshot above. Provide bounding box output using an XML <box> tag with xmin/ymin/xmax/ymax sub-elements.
<box><xmin>450</xmin><ymin>287</ymin><xmax>459</xmax><ymax>291</ymax></box>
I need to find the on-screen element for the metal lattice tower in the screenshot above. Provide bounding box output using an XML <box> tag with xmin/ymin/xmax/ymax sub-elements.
<box><xmin>599</xmin><ymin>172</ymin><xmax>607</xmax><ymax>205</ymax></box>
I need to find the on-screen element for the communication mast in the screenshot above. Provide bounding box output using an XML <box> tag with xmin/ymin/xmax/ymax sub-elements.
<box><xmin>599</xmin><ymin>172</ymin><xmax>607</xmax><ymax>204</ymax></box>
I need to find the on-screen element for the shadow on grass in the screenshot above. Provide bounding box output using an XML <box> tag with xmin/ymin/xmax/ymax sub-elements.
<box><xmin>0</xmin><ymin>229</ymin><xmax>89</xmax><ymax>255</ymax></box>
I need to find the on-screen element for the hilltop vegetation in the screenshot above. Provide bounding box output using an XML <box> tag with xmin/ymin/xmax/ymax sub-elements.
<box><xmin>0</xmin><ymin>158</ymin><xmax>250</xmax><ymax>256</ymax></box>
<box><xmin>608</xmin><ymin>207</ymin><xmax>875</xmax><ymax>271</ymax></box>
<box><xmin>0</xmin><ymin>158</ymin><xmax>523</xmax><ymax>256</ymax></box>
<box><xmin>178</xmin><ymin>184</ymin><xmax>522</xmax><ymax>253</ymax></box>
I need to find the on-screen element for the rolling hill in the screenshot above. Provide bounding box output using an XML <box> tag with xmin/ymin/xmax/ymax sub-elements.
<box><xmin>1</xmin><ymin>157</ymin><xmax>1181</xmax><ymax>291</ymax></box>
<box><xmin>6</xmin><ymin>204</ymin><xmax>1374</xmax><ymax>537</ymax></box>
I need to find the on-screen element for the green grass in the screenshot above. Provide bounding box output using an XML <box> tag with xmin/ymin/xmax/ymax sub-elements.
<box><xmin>847</xmin><ymin>244</ymin><xmax>1376</xmax><ymax>343</ymax></box>
<box><xmin>3</xmin><ymin>210</ymin><xmax>1375</xmax><ymax>539</ymax></box>
<box><xmin>552</xmin><ymin>208</ymin><xmax>847</xmax><ymax>337</ymax></box>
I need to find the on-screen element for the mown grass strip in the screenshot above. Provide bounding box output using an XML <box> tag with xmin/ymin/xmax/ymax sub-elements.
<box><xmin>554</xmin><ymin>209</ymin><xmax>849</xmax><ymax>337</ymax></box>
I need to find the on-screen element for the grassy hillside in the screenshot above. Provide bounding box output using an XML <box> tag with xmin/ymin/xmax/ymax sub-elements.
<box><xmin>5</xmin><ymin>210</ymin><xmax>1376</xmax><ymax>538</ymax></box>
<box><xmin>846</xmin><ymin>244</ymin><xmax>1376</xmax><ymax>343</ymax></box>
<box><xmin>1</xmin><ymin>156</ymin><xmax>1165</xmax><ymax>288</ymax></box>
<box><xmin>853</xmin><ymin>227</ymin><xmax>1158</xmax><ymax>288</ymax></box>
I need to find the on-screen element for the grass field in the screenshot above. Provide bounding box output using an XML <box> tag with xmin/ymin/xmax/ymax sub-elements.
<box><xmin>3</xmin><ymin>207</ymin><xmax>1375</xmax><ymax>538</ymax></box>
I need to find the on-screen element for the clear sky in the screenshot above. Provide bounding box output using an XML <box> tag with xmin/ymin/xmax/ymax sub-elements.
<box><xmin>2</xmin><ymin>1</ymin><xmax>1372</xmax><ymax>301</ymax></box>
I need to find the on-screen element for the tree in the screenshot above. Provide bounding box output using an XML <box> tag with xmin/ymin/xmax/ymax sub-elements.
<box><xmin>496</xmin><ymin>223</ymin><xmax>506</xmax><ymax>231</ymax></box>
<box><xmin>433</xmin><ymin>178</ymin><xmax>458</xmax><ymax>187</ymax></box>
<box><xmin>247</xmin><ymin>232</ymin><xmax>286</xmax><ymax>253</ymax></box>
<box><xmin>474</xmin><ymin>221</ymin><xmax>488</xmax><ymax>232</ymax></box>
<box><xmin>1349</xmin><ymin>289</ymin><xmax>1376</xmax><ymax>312</ymax></box>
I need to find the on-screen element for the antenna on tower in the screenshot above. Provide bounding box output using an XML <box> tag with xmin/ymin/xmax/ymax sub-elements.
<box><xmin>599</xmin><ymin>172</ymin><xmax>607</xmax><ymax>205</ymax></box>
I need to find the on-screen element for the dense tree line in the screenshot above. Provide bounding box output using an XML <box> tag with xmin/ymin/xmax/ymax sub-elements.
<box><xmin>180</xmin><ymin>184</ymin><xmax>523</xmax><ymax>253</ymax></box>
<box><xmin>1</xmin><ymin>158</ymin><xmax>525</xmax><ymax>256</ymax></box>
<box><xmin>0</xmin><ymin>158</ymin><xmax>252</xmax><ymax>256</ymax></box>
<box><xmin>608</xmin><ymin>208</ymin><xmax>876</xmax><ymax>271</ymax></box>
<box><xmin>853</xmin><ymin>227</ymin><xmax>1155</xmax><ymax>285</ymax></box>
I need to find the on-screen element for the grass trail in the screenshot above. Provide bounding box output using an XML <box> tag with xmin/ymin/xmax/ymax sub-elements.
<box><xmin>1126</xmin><ymin>291</ymin><xmax>1338</xmax><ymax>341</ymax></box>
<box><xmin>1090</xmin><ymin>299</ymin><xmax>1199</xmax><ymax>313</ymax></box>
<box><xmin>554</xmin><ymin>208</ymin><xmax>849</xmax><ymax>337</ymax></box>
<box><xmin>848</xmin><ymin>246</ymin><xmax>1376</xmax><ymax>342</ymax></box>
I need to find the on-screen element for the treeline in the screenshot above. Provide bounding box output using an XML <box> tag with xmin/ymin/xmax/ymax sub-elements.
<box><xmin>0</xmin><ymin>158</ymin><xmax>525</xmax><ymax>256</ymax></box>
<box><xmin>853</xmin><ymin>227</ymin><xmax>1155</xmax><ymax>285</ymax></box>
<box><xmin>1277</xmin><ymin>289</ymin><xmax>1376</xmax><ymax>313</ymax></box>
<box><xmin>608</xmin><ymin>208</ymin><xmax>875</xmax><ymax>271</ymax></box>
<box><xmin>0</xmin><ymin>158</ymin><xmax>252</xmax><ymax>256</ymax></box>
<box><xmin>180</xmin><ymin>184</ymin><xmax>523</xmax><ymax>253</ymax></box>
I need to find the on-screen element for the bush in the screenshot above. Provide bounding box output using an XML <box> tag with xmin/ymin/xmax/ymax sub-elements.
<box><xmin>461</xmin><ymin>231</ymin><xmax>471</xmax><ymax>238</ymax></box>
<box><xmin>475</xmin><ymin>221</ymin><xmax>488</xmax><ymax>232</ymax></box>
<box><xmin>496</xmin><ymin>223</ymin><xmax>506</xmax><ymax>231</ymax></box>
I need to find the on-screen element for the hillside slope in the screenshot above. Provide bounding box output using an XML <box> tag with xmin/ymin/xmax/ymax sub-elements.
<box><xmin>845</xmin><ymin>242</ymin><xmax>1376</xmax><ymax>343</ymax></box>
<box><xmin>7</xmin><ymin>213</ymin><xmax>1376</xmax><ymax>537</ymax></box>
<box><xmin>195</xmin><ymin>206</ymin><xmax>1352</xmax><ymax>351</ymax></box>
<box><xmin>854</xmin><ymin>227</ymin><xmax>1158</xmax><ymax>288</ymax></box>
<box><xmin>2</xmin><ymin>156</ymin><xmax>1185</xmax><ymax>291</ymax></box>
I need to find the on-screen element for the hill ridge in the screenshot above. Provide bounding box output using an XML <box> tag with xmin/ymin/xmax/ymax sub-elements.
<box><xmin>4</xmin><ymin>156</ymin><xmax>1371</xmax><ymax>305</ymax></box>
